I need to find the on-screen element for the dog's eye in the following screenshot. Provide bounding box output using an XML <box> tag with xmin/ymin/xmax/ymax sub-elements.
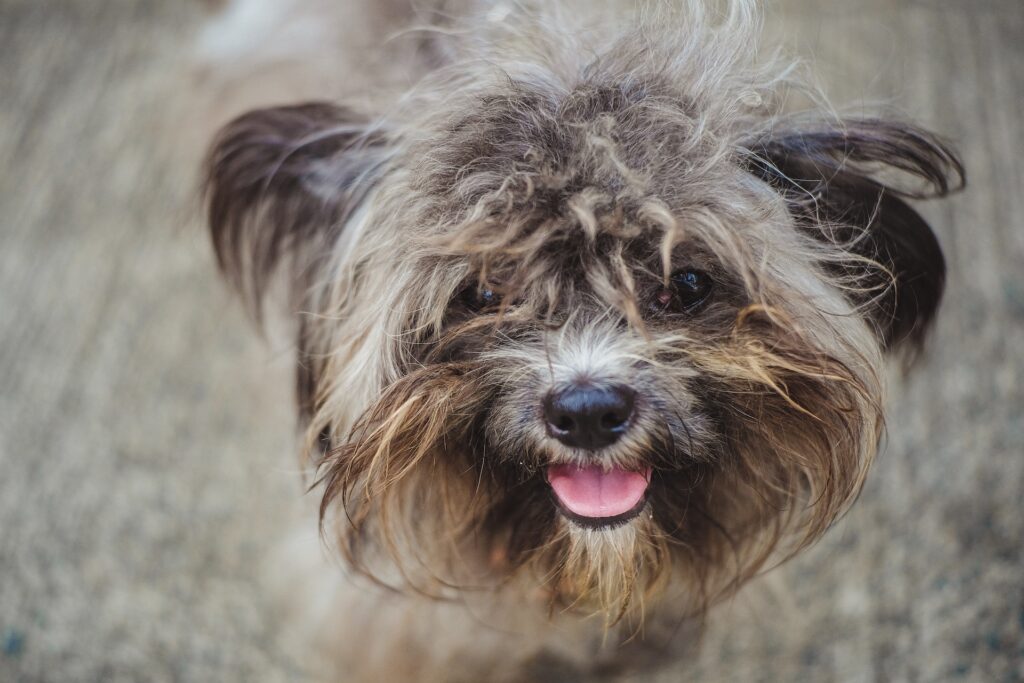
<box><xmin>462</xmin><ymin>286</ymin><xmax>500</xmax><ymax>311</ymax></box>
<box><xmin>479</xmin><ymin>288</ymin><xmax>498</xmax><ymax>306</ymax></box>
<box><xmin>652</xmin><ymin>269</ymin><xmax>713</xmax><ymax>314</ymax></box>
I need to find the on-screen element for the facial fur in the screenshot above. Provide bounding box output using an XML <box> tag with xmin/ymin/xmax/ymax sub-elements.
<box><xmin>204</xmin><ymin>0</ymin><xmax>963</xmax><ymax>632</ymax></box>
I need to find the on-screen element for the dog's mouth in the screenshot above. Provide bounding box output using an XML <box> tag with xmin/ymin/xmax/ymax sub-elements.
<box><xmin>546</xmin><ymin>464</ymin><xmax>651</xmax><ymax>528</ymax></box>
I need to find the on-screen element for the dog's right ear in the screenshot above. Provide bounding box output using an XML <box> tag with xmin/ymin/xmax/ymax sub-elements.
<box><xmin>743</xmin><ymin>118</ymin><xmax>964</xmax><ymax>355</ymax></box>
<box><xmin>204</xmin><ymin>102</ymin><xmax>387</xmax><ymax>317</ymax></box>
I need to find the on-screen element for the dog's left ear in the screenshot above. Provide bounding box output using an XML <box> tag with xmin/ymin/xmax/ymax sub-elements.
<box><xmin>204</xmin><ymin>102</ymin><xmax>388</xmax><ymax>318</ymax></box>
<box><xmin>204</xmin><ymin>102</ymin><xmax>390</xmax><ymax>424</ymax></box>
<box><xmin>744</xmin><ymin>118</ymin><xmax>965</xmax><ymax>353</ymax></box>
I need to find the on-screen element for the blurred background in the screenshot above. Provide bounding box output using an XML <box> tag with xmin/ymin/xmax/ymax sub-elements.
<box><xmin>0</xmin><ymin>1</ymin><xmax>1021</xmax><ymax>681</ymax></box>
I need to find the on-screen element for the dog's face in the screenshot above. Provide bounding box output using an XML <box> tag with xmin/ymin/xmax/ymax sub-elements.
<box><xmin>205</xmin><ymin>15</ymin><xmax>962</xmax><ymax>622</ymax></box>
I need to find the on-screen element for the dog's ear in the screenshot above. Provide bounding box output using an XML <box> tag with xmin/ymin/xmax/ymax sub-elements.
<box><xmin>204</xmin><ymin>102</ymin><xmax>387</xmax><ymax>317</ymax></box>
<box><xmin>204</xmin><ymin>102</ymin><xmax>388</xmax><ymax>424</ymax></box>
<box><xmin>745</xmin><ymin>118</ymin><xmax>964</xmax><ymax>354</ymax></box>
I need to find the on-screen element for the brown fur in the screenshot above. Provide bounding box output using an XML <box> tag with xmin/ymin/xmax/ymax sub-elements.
<box><xmin>202</xmin><ymin>1</ymin><xmax>963</xmax><ymax>679</ymax></box>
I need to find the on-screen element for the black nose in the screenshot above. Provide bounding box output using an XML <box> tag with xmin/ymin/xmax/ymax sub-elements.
<box><xmin>543</xmin><ymin>384</ymin><xmax>636</xmax><ymax>450</ymax></box>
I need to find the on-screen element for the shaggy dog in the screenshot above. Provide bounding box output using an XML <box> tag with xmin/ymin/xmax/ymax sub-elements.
<box><xmin>202</xmin><ymin>1</ymin><xmax>963</xmax><ymax>679</ymax></box>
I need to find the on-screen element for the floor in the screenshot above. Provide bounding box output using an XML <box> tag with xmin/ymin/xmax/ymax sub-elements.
<box><xmin>0</xmin><ymin>1</ymin><xmax>1021</xmax><ymax>681</ymax></box>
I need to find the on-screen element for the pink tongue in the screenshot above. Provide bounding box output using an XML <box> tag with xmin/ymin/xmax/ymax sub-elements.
<box><xmin>547</xmin><ymin>464</ymin><xmax>651</xmax><ymax>518</ymax></box>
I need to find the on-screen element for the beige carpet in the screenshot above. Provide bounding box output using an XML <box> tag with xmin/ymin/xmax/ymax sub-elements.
<box><xmin>1</xmin><ymin>1</ymin><xmax>1021</xmax><ymax>681</ymax></box>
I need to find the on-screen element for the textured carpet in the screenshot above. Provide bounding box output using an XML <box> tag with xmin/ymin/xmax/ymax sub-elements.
<box><xmin>0</xmin><ymin>1</ymin><xmax>1021</xmax><ymax>681</ymax></box>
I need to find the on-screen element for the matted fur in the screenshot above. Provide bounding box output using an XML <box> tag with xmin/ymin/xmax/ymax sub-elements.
<box><xmin>202</xmin><ymin>0</ymin><xmax>963</xmax><ymax>678</ymax></box>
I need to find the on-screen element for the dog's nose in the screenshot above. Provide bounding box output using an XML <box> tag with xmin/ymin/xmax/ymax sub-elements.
<box><xmin>543</xmin><ymin>384</ymin><xmax>636</xmax><ymax>450</ymax></box>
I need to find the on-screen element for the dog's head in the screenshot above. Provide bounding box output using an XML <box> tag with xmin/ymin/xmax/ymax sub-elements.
<box><xmin>204</xmin><ymin>8</ymin><xmax>962</xmax><ymax>622</ymax></box>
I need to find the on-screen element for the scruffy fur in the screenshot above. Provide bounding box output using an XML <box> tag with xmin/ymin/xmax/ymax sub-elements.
<box><xmin>201</xmin><ymin>1</ymin><xmax>963</xmax><ymax>680</ymax></box>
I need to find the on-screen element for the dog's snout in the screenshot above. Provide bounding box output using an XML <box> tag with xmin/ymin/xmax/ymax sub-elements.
<box><xmin>544</xmin><ymin>384</ymin><xmax>635</xmax><ymax>450</ymax></box>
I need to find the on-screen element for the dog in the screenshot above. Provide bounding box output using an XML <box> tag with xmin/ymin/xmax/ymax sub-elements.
<box><xmin>201</xmin><ymin>1</ymin><xmax>963</xmax><ymax>679</ymax></box>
